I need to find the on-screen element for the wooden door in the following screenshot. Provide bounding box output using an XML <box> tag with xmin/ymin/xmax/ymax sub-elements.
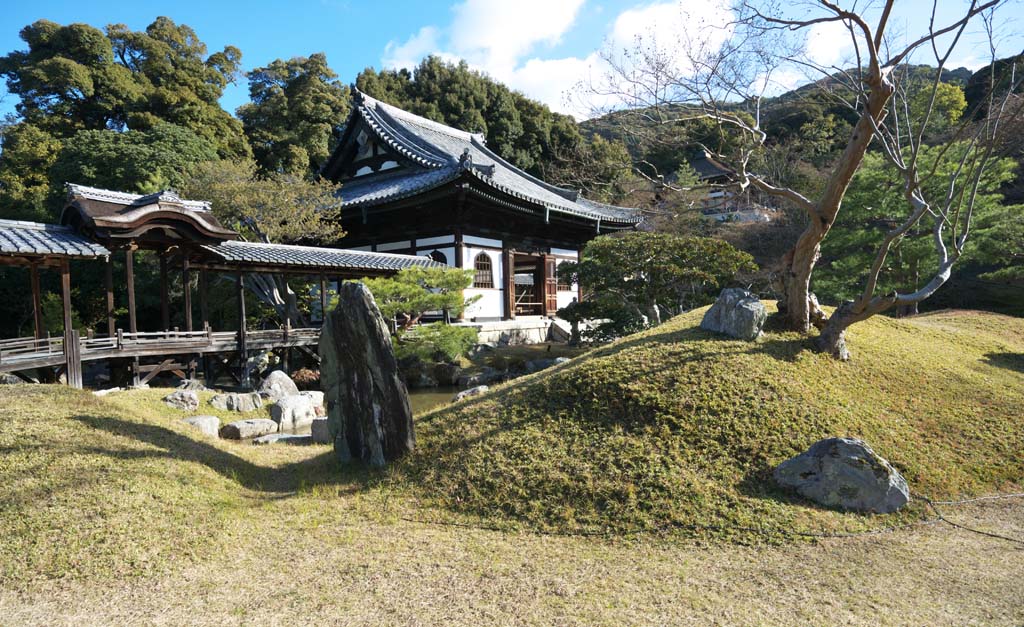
<box><xmin>543</xmin><ymin>255</ymin><xmax>558</xmax><ymax>316</ymax></box>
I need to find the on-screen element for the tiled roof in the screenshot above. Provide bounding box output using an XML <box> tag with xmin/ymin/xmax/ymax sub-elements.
<box><xmin>66</xmin><ymin>184</ymin><xmax>213</xmax><ymax>212</ymax></box>
<box><xmin>201</xmin><ymin>240</ymin><xmax>443</xmax><ymax>272</ymax></box>
<box><xmin>335</xmin><ymin>92</ymin><xmax>642</xmax><ymax>226</ymax></box>
<box><xmin>0</xmin><ymin>219</ymin><xmax>110</xmax><ymax>259</ymax></box>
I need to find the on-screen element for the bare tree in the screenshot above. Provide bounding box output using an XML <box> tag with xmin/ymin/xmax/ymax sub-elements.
<box><xmin>585</xmin><ymin>0</ymin><xmax>1023</xmax><ymax>358</ymax></box>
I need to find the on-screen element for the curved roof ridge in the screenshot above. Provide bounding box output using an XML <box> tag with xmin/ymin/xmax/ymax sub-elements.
<box><xmin>359</xmin><ymin>90</ymin><xmax>483</xmax><ymax>143</ymax></box>
<box><xmin>467</xmin><ymin>135</ymin><xmax>580</xmax><ymax>202</ymax></box>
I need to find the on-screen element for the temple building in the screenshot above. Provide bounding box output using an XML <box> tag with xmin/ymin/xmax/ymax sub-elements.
<box><xmin>321</xmin><ymin>91</ymin><xmax>644</xmax><ymax>322</ymax></box>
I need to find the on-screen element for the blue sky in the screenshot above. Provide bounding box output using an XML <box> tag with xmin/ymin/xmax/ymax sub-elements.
<box><xmin>1</xmin><ymin>0</ymin><xmax>1022</xmax><ymax>120</ymax></box>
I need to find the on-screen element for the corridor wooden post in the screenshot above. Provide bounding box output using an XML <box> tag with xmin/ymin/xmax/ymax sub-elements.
<box><xmin>29</xmin><ymin>263</ymin><xmax>43</xmax><ymax>340</ymax></box>
<box><xmin>159</xmin><ymin>252</ymin><xmax>170</xmax><ymax>330</ymax></box>
<box><xmin>236</xmin><ymin>272</ymin><xmax>248</xmax><ymax>384</ymax></box>
<box><xmin>182</xmin><ymin>258</ymin><xmax>193</xmax><ymax>333</ymax></box>
<box><xmin>125</xmin><ymin>249</ymin><xmax>137</xmax><ymax>333</ymax></box>
<box><xmin>104</xmin><ymin>257</ymin><xmax>115</xmax><ymax>337</ymax></box>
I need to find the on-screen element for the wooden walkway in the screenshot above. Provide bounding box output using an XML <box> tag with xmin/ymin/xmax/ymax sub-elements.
<box><xmin>0</xmin><ymin>327</ymin><xmax>321</xmax><ymax>384</ymax></box>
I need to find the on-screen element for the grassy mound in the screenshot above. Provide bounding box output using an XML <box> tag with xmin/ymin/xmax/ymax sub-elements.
<box><xmin>406</xmin><ymin>307</ymin><xmax>1024</xmax><ymax>538</ymax></box>
<box><xmin>0</xmin><ymin>387</ymin><xmax>374</xmax><ymax>583</ymax></box>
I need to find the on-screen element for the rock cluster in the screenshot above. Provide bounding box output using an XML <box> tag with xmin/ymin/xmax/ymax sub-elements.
<box><xmin>219</xmin><ymin>418</ymin><xmax>279</xmax><ymax>439</ymax></box>
<box><xmin>163</xmin><ymin>390</ymin><xmax>199</xmax><ymax>411</ymax></box>
<box><xmin>700</xmin><ymin>288</ymin><xmax>767</xmax><ymax>341</ymax></box>
<box><xmin>259</xmin><ymin>370</ymin><xmax>300</xmax><ymax>402</ymax></box>
<box><xmin>773</xmin><ymin>437</ymin><xmax>911</xmax><ymax>514</ymax></box>
<box><xmin>210</xmin><ymin>392</ymin><xmax>263</xmax><ymax>412</ymax></box>
<box><xmin>182</xmin><ymin>415</ymin><xmax>220</xmax><ymax>438</ymax></box>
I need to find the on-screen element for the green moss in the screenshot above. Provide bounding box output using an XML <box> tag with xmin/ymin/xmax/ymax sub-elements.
<box><xmin>403</xmin><ymin>306</ymin><xmax>1024</xmax><ymax>538</ymax></box>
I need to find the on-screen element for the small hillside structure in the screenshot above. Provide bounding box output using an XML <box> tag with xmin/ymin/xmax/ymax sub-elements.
<box><xmin>322</xmin><ymin>91</ymin><xmax>644</xmax><ymax>321</ymax></box>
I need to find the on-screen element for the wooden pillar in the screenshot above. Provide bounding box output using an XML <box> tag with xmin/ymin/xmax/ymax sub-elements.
<box><xmin>236</xmin><ymin>272</ymin><xmax>247</xmax><ymax>380</ymax></box>
<box><xmin>503</xmin><ymin>247</ymin><xmax>515</xmax><ymax>320</ymax></box>
<box><xmin>198</xmin><ymin>269</ymin><xmax>209</xmax><ymax>330</ymax></box>
<box><xmin>182</xmin><ymin>258</ymin><xmax>193</xmax><ymax>332</ymax></box>
<box><xmin>60</xmin><ymin>260</ymin><xmax>73</xmax><ymax>338</ymax></box>
<box><xmin>29</xmin><ymin>263</ymin><xmax>43</xmax><ymax>340</ymax></box>
<box><xmin>454</xmin><ymin>230</ymin><xmax>465</xmax><ymax>322</ymax></box>
<box><xmin>319</xmin><ymin>274</ymin><xmax>328</xmax><ymax>324</ymax></box>
<box><xmin>104</xmin><ymin>257</ymin><xmax>115</xmax><ymax>337</ymax></box>
<box><xmin>159</xmin><ymin>253</ymin><xmax>170</xmax><ymax>331</ymax></box>
<box><xmin>125</xmin><ymin>250</ymin><xmax>137</xmax><ymax>333</ymax></box>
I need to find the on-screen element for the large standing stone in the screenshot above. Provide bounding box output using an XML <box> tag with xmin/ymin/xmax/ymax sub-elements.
<box><xmin>270</xmin><ymin>395</ymin><xmax>317</xmax><ymax>432</ymax></box>
<box><xmin>210</xmin><ymin>392</ymin><xmax>263</xmax><ymax>412</ymax></box>
<box><xmin>319</xmin><ymin>282</ymin><xmax>415</xmax><ymax>467</ymax></box>
<box><xmin>259</xmin><ymin>370</ymin><xmax>299</xmax><ymax>402</ymax></box>
<box><xmin>700</xmin><ymin>288</ymin><xmax>768</xmax><ymax>341</ymax></box>
<box><xmin>773</xmin><ymin>437</ymin><xmax>911</xmax><ymax>514</ymax></box>
<box><xmin>182</xmin><ymin>415</ymin><xmax>220</xmax><ymax>438</ymax></box>
<box><xmin>163</xmin><ymin>390</ymin><xmax>199</xmax><ymax>411</ymax></box>
<box><xmin>219</xmin><ymin>418</ymin><xmax>279</xmax><ymax>440</ymax></box>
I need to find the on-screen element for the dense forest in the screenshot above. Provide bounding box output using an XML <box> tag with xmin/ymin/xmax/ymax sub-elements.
<box><xmin>0</xmin><ymin>16</ymin><xmax>1021</xmax><ymax>338</ymax></box>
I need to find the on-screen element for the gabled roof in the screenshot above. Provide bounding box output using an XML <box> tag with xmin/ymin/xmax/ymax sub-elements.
<box><xmin>324</xmin><ymin>91</ymin><xmax>642</xmax><ymax>226</ymax></box>
<box><xmin>0</xmin><ymin>218</ymin><xmax>110</xmax><ymax>259</ymax></box>
<box><xmin>62</xmin><ymin>183</ymin><xmax>238</xmax><ymax>245</ymax></box>
<box><xmin>200</xmin><ymin>240</ymin><xmax>442</xmax><ymax>273</ymax></box>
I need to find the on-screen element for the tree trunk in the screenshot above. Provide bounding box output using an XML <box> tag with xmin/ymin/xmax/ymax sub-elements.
<box><xmin>815</xmin><ymin>301</ymin><xmax>873</xmax><ymax>361</ymax></box>
<box><xmin>780</xmin><ymin>68</ymin><xmax>895</xmax><ymax>334</ymax></box>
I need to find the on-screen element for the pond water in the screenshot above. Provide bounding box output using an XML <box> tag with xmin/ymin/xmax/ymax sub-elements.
<box><xmin>408</xmin><ymin>386</ymin><xmax>459</xmax><ymax>415</ymax></box>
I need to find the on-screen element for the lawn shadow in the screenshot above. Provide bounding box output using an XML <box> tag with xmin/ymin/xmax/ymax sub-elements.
<box><xmin>982</xmin><ymin>352</ymin><xmax>1024</xmax><ymax>373</ymax></box>
<box><xmin>72</xmin><ymin>414</ymin><xmax>385</xmax><ymax>495</ymax></box>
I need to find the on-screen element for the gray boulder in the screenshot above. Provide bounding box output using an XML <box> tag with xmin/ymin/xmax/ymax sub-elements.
<box><xmin>259</xmin><ymin>370</ymin><xmax>299</xmax><ymax>401</ymax></box>
<box><xmin>311</xmin><ymin>417</ymin><xmax>331</xmax><ymax>444</ymax></box>
<box><xmin>177</xmin><ymin>379</ymin><xmax>208</xmax><ymax>391</ymax></box>
<box><xmin>1</xmin><ymin>373</ymin><xmax>24</xmax><ymax>385</ymax></box>
<box><xmin>301</xmin><ymin>391</ymin><xmax>326</xmax><ymax>416</ymax></box>
<box><xmin>270</xmin><ymin>395</ymin><xmax>316</xmax><ymax>432</ymax></box>
<box><xmin>454</xmin><ymin>385</ymin><xmax>489</xmax><ymax>402</ymax></box>
<box><xmin>163</xmin><ymin>390</ymin><xmax>199</xmax><ymax>411</ymax></box>
<box><xmin>773</xmin><ymin>437</ymin><xmax>910</xmax><ymax>514</ymax></box>
<box><xmin>457</xmin><ymin>367</ymin><xmax>503</xmax><ymax>387</ymax></box>
<box><xmin>525</xmin><ymin>358</ymin><xmax>556</xmax><ymax>373</ymax></box>
<box><xmin>433</xmin><ymin>363</ymin><xmax>462</xmax><ymax>386</ymax></box>
<box><xmin>219</xmin><ymin>418</ymin><xmax>279</xmax><ymax>440</ymax></box>
<box><xmin>319</xmin><ymin>282</ymin><xmax>415</xmax><ymax>467</ymax></box>
<box><xmin>210</xmin><ymin>392</ymin><xmax>263</xmax><ymax>412</ymax></box>
<box><xmin>700</xmin><ymin>288</ymin><xmax>767</xmax><ymax>341</ymax></box>
<box><xmin>252</xmin><ymin>433</ymin><xmax>312</xmax><ymax>446</ymax></box>
<box><xmin>182</xmin><ymin>415</ymin><xmax>220</xmax><ymax>438</ymax></box>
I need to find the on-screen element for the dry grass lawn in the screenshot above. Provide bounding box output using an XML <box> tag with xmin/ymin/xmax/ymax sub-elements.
<box><xmin>1</xmin><ymin>307</ymin><xmax>1023</xmax><ymax>625</ymax></box>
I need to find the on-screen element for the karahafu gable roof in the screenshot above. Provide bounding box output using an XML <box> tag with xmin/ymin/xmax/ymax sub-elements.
<box><xmin>62</xmin><ymin>183</ymin><xmax>238</xmax><ymax>243</ymax></box>
<box><xmin>0</xmin><ymin>218</ymin><xmax>110</xmax><ymax>259</ymax></box>
<box><xmin>201</xmin><ymin>240</ymin><xmax>443</xmax><ymax>274</ymax></box>
<box><xmin>326</xmin><ymin>91</ymin><xmax>643</xmax><ymax>227</ymax></box>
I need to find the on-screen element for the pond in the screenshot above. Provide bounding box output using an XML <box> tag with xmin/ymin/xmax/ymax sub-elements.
<box><xmin>408</xmin><ymin>386</ymin><xmax>459</xmax><ymax>415</ymax></box>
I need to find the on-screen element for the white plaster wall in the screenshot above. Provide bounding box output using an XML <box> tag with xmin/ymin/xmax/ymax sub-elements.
<box><xmin>376</xmin><ymin>240</ymin><xmax>411</xmax><ymax>252</ymax></box>
<box><xmin>555</xmin><ymin>256</ymin><xmax>579</xmax><ymax>311</ymax></box>
<box><xmin>417</xmin><ymin>234</ymin><xmax>455</xmax><ymax>247</ymax></box>
<box><xmin>463</xmin><ymin>244</ymin><xmax>504</xmax><ymax>319</ymax></box>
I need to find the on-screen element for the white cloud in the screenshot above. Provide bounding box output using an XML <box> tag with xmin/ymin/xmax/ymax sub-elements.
<box><xmin>383</xmin><ymin>26</ymin><xmax>441</xmax><ymax>71</ymax></box>
<box><xmin>609</xmin><ymin>0</ymin><xmax>733</xmax><ymax>73</ymax></box>
<box><xmin>378</xmin><ymin>0</ymin><xmax>735</xmax><ymax>119</ymax></box>
<box><xmin>804</xmin><ymin>20</ymin><xmax>854</xmax><ymax>68</ymax></box>
<box><xmin>448</xmin><ymin>0</ymin><xmax>586</xmax><ymax>76</ymax></box>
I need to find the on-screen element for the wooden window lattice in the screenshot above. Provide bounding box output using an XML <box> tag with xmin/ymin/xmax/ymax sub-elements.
<box><xmin>473</xmin><ymin>252</ymin><xmax>494</xmax><ymax>288</ymax></box>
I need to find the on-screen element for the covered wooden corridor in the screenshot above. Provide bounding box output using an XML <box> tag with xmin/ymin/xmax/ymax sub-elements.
<box><xmin>0</xmin><ymin>185</ymin><xmax>441</xmax><ymax>388</ymax></box>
